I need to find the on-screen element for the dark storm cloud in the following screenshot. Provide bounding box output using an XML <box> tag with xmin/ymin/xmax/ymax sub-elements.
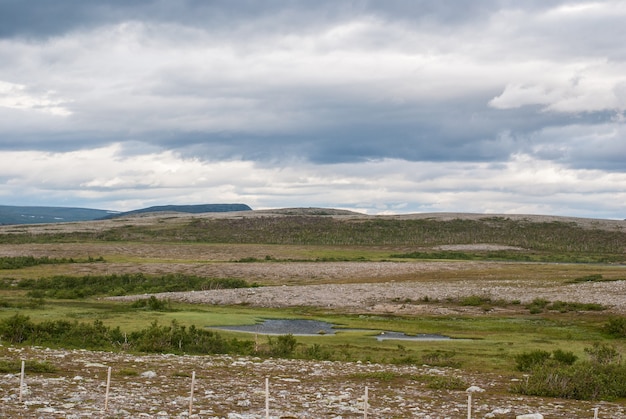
<box><xmin>0</xmin><ymin>0</ymin><xmax>568</xmax><ymax>39</ymax></box>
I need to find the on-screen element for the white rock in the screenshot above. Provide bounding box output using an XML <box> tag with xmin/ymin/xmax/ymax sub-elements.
<box><xmin>236</xmin><ymin>399</ymin><xmax>251</xmax><ymax>407</ymax></box>
<box><xmin>84</xmin><ymin>362</ymin><xmax>107</xmax><ymax>368</ymax></box>
<box><xmin>37</xmin><ymin>407</ymin><xmax>57</xmax><ymax>413</ymax></box>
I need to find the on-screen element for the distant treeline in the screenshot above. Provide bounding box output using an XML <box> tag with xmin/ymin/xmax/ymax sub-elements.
<box><xmin>0</xmin><ymin>255</ymin><xmax>104</xmax><ymax>270</ymax></box>
<box><xmin>389</xmin><ymin>250</ymin><xmax>624</xmax><ymax>263</ymax></box>
<box><xmin>0</xmin><ymin>273</ymin><xmax>256</xmax><ymax>299</ymax></box>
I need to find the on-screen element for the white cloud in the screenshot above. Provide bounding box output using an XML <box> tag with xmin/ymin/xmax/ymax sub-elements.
<box><xmin>0</xmin><ymin>145</ymin><xmax>624</xmax><ymax>218</ymax></box>
<box><xmin>1</xmin><ymin>2</ymin><xmax>625</xmax><ymax>219</ymax></box>
<box><xmin>0</xmin><ymin>80</ymin><xmax>72</xmax><ymax>116</ymax></box>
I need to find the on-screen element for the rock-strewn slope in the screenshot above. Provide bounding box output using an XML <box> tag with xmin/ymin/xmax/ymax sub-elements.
<box><xmin>1</xmin><ymin>346</ymin><xmax>622</xmax><ymax>418</ymax></box>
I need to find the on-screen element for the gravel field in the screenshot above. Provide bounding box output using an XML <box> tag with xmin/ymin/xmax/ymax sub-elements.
<box><xmin>109</xmin><ymin>261</ymin><xmax>626</xmax><ymax>315</ymax></box>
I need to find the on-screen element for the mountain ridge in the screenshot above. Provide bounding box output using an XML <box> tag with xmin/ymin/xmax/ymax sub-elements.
<box><xmin>0</xmin><ymin>204</ymin><xmax>252</xmax><ymax>225</ymax></box>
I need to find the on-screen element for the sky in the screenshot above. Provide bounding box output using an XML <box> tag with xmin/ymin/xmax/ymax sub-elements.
<box><xmin>0</xmin><ymin>1</ymin><xmax>625</xmax><ymax>219</ymax></box>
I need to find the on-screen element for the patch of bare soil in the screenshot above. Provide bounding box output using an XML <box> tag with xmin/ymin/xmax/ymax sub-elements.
<box><xmin>1</xmin><ymin>346</ymin><xmax>622</xmax><ymax>418</ymax></box>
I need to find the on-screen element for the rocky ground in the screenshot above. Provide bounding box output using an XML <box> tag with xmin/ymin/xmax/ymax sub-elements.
<box><xmin>1</xmin><ymin>345</ymin><xmax>623</xmax><ymax>419</ymax></box>
<box><xmin>109</xmin><ymin>263</ymin><xmax>626</xmax><ymax>316</ymax></box>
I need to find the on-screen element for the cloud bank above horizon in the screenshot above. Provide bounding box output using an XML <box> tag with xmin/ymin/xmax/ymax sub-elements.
<box><xmin>1</xmin><ymin>1</ymin><xmax>625</xmax><ymax>218</ymax></box>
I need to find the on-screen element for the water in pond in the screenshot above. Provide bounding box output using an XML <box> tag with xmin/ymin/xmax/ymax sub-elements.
<box><xmin>211</xmin><ymin>319</ymin><xmax>452</xmax><ymax>341</ymax></box>
<box><xmin>211</xmin><ymin>319</ymin><xmax>338</xmax><ymax>335</ymax></box>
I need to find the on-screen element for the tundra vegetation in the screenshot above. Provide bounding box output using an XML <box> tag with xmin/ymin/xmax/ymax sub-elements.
<box><xmin>1</xmin><ymin>210</ymin><xmax>626</xmax><ymax>403</ymax></box>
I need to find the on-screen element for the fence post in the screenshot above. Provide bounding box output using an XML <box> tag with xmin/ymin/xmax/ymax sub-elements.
<box><xmin>18</xmin><ymin>360</ymin><xmax>25</xmax><ymax>403</ymax></box>
<box><xmin>265</xmin><ymin>377</ymin><xmax>270</xmax><ymax>419</ymax></box>
<box><xmin>104</xmin><ymin>366</ymin><xmax>112</xmax><ymax>411</ymax></box>
<box><xmin>465</xmin><ymin>386</ymin><xmax>484</xmax><ymax>419</ymax></box>
<box><xmin>189</xmin><ymin>371</ymin><xmax>196</xmax><ymax>416</ymax></box>
<box><xmin>364</xmin><ymin>386</ymin><xmax>368</xmax><ymax>419</ymax></box>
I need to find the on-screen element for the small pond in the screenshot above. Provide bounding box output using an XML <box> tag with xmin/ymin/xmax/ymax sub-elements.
<box><xmin>210</xmin><ymin>319</ymin><xmax>451</xmax><ymax>341</ymax></box>
<box><xmin>211</xmin><ymin>319</ymin><xmax>338</xmax><ymax>336</ymax></box>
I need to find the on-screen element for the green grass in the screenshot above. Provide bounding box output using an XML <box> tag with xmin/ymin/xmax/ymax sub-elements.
<box><xmin>2</xmin><ymin>297</ymin><xmax>619</xmax><ymax>374</ymax></box>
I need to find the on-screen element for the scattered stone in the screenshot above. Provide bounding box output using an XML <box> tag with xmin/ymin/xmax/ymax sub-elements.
<box><xmin>0</xmin><ymin>346</ymin><xmax>623</xmax><ymax>418</ymax></box>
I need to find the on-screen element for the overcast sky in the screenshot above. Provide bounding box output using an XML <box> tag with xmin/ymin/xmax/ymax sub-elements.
<box><xmin>1</xmin><ymin>1</ymin><xmax>625</xmax><ymax>218</ymax></box>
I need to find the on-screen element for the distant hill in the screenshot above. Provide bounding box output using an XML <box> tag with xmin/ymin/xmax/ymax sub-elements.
<box><xmin>0</xmin><ymin>204</ymin><xmax>252</xmax><ymax>225</ymax></box>
<box><xmin>102</xmin><ymin>204</ymin><xmax>252</xmax><ymax>219</ymax></box>
<box><xmin>0</xmin><ymin>205</ymin><xmax>117</xmax><ymax>225</ymax></box>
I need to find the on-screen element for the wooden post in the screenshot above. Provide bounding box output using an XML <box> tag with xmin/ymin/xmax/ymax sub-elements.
<box><xmin>189</xmin><ymin>371</ymin><xmax>196</xmax><ymax>416</ymax></box>
<box><xmin>265</xmin><ymin>377</ymin><xmax>270</xmax><ymax>419</ymax></box>
<box><xmin>363</xmin><ymin>386</ymin><xmax>368</xmax><ymax>419</ymax></box>
<box><xmin>18</xmin><ymin>360</ymin><xmax>25</xmax><ymax>403</ymax></box>
<box><xmin>467</xmin><ymin>391</ymin><xmax>472</xmax><ymax>419</ymax></box>
<box><xmin>104</xmin><ymin>366</ymin><xmax>112</xmax><ymax>411</ymax></box>
<box><xmin>593</xmin><ymin>407</ymin><xmax>599</xmax><ymax>419</ymax></box>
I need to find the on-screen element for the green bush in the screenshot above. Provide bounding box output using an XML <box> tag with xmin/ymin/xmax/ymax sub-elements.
<box><xmin>20</xmin><ymin>273</ymin><xmax>255</xmax><ymax>299</ymax></box>
<box><xmin>514</xmin><ymin>350</ymin><xmax>552</xmax><ymax>372</ymax></box>
<box><xmin>0</xmin><ymin>315</ymin><xmax>254</xmax><ymax>355</ymax></box>
<box><xmin>0</xmin><ymin>313</ymin><xmax>34</xmax><ymax>343</ymax></box>
<box><xmin>267</xmin><ymin>334</ymin><xmax>297</xmax><ymax>357</ymax></box>
<box><xmin>548</xmin><ymin>301</ymin><xmax>606</xmax><ymax>312</ymax></box>
<box><xmin>459</xmin><ymin>295</ymin><xmax>492</xmax><ymax>306</ymax></box>
<box><xmin>130</xmin><ymin>296</ymin><xmax>171</xmax><ymax>311</ymax></box>
<box><xmin>585</xmin><ymin>342</ymin><xmax>621</xmax><ymax>365</ymax></box>
<box><xmin>552</xmin><ymin>349</ymin><xmax>578</xmax><ymax>366</ymax></box>
<box><xmin>513</xmin><ymin>344</ymin><xmax>626</xmax><ymax>401</ymax></box>
<box><xmin>526</xmin><ymin>298</ymin><xmax>550</xmax><ymax>314</ymax></box>
<box><xmin>515</xmin><ymin>349</ymin><xmax>577</xmax><ymax>372</ymax></box>
<box><xmin>303</xmin><ymin>343</ymin><xmax>332</xmax><ymax>360</ymax></box>
<box><xmin>604</xmin><ymin>317</ymin><xmax>626</xmax><ymax>337</ymax></box>
<box><xmin>0</xmin><ymin>359</ymin><xmax>57</xmax><ymax>374</ymax></box>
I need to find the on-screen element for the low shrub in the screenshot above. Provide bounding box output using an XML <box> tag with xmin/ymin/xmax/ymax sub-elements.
<box><xmin>0</xmin><ymin>314</ymin><xmax>255</xmax><ymax>355</ymax></box>
<box><xmin>526</xmin><ymin>298</ymin><xmax>550</xmax><ymax>314</ymax></box>
<box><xmin>19</xmin><ymin>273</ymin><xmax>255</xmax><ymax>299</ymax></box>
<box><xmin>459</xmin><ymin>295</ymin><xmax>491</xmax><ymax>306</ymax></box>
<box><xmin>266</xmin><ymin>334</ymin><xmax>297</xmax><ymax>357</ymax></box>
<box><xmin>604</xmin><ymin>317</ymin><xmax>626</xmax><ymax>338</ymax></box>
<box><xmin>513</xmin><ymin>344</ymin><xmax>626</xmax><ymax>400</ymax></box>
<box><xmin>515</xmin><ymin>349</ymin><xmax>577</xmax><ymax>372</ymax></box>
<box><xmin>548</xmin><ymin>301</ymin><xmax>606</xmax><ymax>312</ymax></box>
<box><xmin>130</xmin><ymin>296</ymin><xmax>172</xmax><ymax>311</ymax></box>
<box><xmin>0</xmin><ymin>359</ymin><xmax>57</xmax><ymax>374</ymax></box>
<box><xmin>514</xmin><ymin>349</ymin><xmax>552</xmax><ymax>372</ymax></box>
<box><xmin>303</xmin><ymin>343</ymin><xmax>333</xmax><ymax>360</ymax></box>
